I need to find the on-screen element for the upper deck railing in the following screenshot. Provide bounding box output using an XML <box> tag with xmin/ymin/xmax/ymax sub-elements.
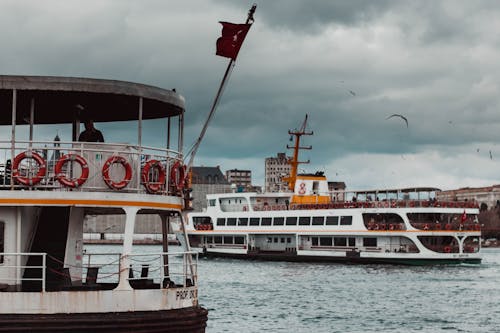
<box><xmin>0</xmin><ymin>140</ymin><xmax>184</xmax><ymax>196</ymax></box>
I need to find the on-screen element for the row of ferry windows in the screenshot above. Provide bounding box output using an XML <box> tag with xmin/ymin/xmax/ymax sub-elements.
<box><xmin>312</xmin><ymin>237</ymin><xmax>377</xmax><ymax>247</ymax></box>
<box><xmin>215</xmin><ymin>216</ymin><xmax>353</xmax><ymax>227</ymax></box>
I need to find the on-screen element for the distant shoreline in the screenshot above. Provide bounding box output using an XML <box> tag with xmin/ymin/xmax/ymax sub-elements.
<box><xmin>84</xmin><ymin>239</ymin><xmax>180</xmax><ymax>245</ymax></box>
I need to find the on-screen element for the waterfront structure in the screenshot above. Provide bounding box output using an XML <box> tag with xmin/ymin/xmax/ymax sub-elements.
<box><xmin>191</xmin><ymin>166</ymin><xmax>231</xmax><ymax>211</ymax></box>
<box><xmin>438</xmin><ymin>185</ymin><xmax>500</xmax><ymax>210</ymax></box>
<box><xmin>226</xmin><ymin>168</ymin><xmax>252</xmax><ymax>190</ymax></box>
<box><xmin>0</xmin><ymin>75</ymin><xmax>207</xmax><ymax>332</ymax></box>
<box><xmin>265</xmin><ymin>153</ymin><xmax>292</xmax><ymax>192</ymax></box>
<box><xmin>178</xmin><ymin>117</ymin><xmax>481</xmax><ymax>265</ymax></box>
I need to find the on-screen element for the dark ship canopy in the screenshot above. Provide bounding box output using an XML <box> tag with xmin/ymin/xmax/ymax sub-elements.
<box><xmin>0</xmin><ymin>75</ymin><xmax>185</xmax><ymax>125</ymax></box>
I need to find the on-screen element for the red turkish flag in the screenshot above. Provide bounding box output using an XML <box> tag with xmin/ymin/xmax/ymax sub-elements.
<box><xmin>216</xmin><ymin>22</ymin><xmax>251</xmax><ymax>60</ymax></box>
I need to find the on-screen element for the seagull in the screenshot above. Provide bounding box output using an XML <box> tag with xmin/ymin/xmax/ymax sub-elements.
<box><xmin>490</xmin><ymin>150</ymin><xmax>493</xmax><ymax>160</ymax></box>
<box><xmin>349</xmin><ymin>90</ymin><xmax>356</xmax><ymax>96</ymax></box>
<box><xmin>386</xmin><ymin>114</ymin><xmax>409</xmax><ymax>128</ymax></box>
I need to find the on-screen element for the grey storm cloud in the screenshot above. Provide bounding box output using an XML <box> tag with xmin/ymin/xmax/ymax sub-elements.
<box><xmin>1</xmin><ymin>0</ymin><xmax>500</xmax><ymax>189</ymax></box>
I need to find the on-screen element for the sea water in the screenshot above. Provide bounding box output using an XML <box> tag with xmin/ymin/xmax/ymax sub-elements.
<box><xmin>85</xmin><ymin>245</ymin><xmax>500</xmax><ymax>333</ymax></box>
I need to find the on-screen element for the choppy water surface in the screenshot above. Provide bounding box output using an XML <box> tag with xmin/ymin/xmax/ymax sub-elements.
<box><xmin>197</xmin><ymin>248</ymin><xmax>500</xmax><ymax>333</ymax></box>
<box><xmin>85</xmin><ymin>245</ymin><xmax>500</xmax><ymax>332</ymax></box>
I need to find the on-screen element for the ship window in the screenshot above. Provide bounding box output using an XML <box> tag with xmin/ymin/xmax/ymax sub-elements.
<box><xmin>274</xmin><ymin>237</ymin><xmax>278</xmax><ymax>243</ymax></box>
<box><xmin>250</xmin><ymin>218</ymin><xmax>260</xmax><ymax>226</ymax></box>
<box><xmin>0</xmin><ymin>222</ymin><xmax>3</xmax><ymax>263</ymax></box>
<box><xmin>281</xmin><ymin>238</ymin><xmax>285</xmax><ymax>243</ymax></box>
<box><xmin>286</xmin><ymin>217</ymin><xmax>297</xmax><ymax>225</ymax></box>
<box><xmin>299</xmin><ymin>217</ymin><xmax>311</xmax><ymax>226</ymax></box>
<box><xmin>325</xmin><ymin>216</ymin><xmax>339</xmax><ymax>225</ymax></box>
<box><xmin>273</xmin><ymin>217</ymin><xmax>284</xmax><ymax>226</ymax></box>
<box><xmin>363</xmin><ymin>237</ymin><xmax>377</xmax><ymax>247</ymax></box>
<box><xmin>267</xmin><ymin>237</ymin><xmax>272</xmax><ymax>243</ymax></box>
<box><xmin>208</xmin><ymin>199</ymin><xmax>216</xmax><ymax>207</ymax></box>
<box><xmin>216</xmin><ymin>218</ymin><xmax>226</xmax><ymax>226</ymax></box>
<box><xmin>261</xmin><ymin>217</ymin><xmax>272</xmax><ymax>226</ymax></box>
<box><xmin>340</xmin><ymin>216</ymin><xmax>352</xmax><ymax>225</ymax></box>
<box><xmin>223</xmin><ymin>236</ymin><xmax>233</xmax><ymax>244</ymax></box>
<box><xmin>312</xmin><ymin>237</ymin><xmax>318</xmax><ymax>246</ymax></box>
<box><xmin>349</xmin><ymin>237</ymin><xmax>356</xmax><ymax>247</ymax></box>
<box><xmin>334</xmin><ymin>237</ymin><xmax>347</xmax><ymax>246</ymax></box>
<box><xmin>227</xmin><ymin>218</ymin><xmax>237</xmax><ymax>226</ymax></box>
<box><xmin>214</xmin><ymin>236</ymin><xmax>222</xmax><ymax>244</ymax></box>
<box><xmin>312</xmin><ymin>216</ymin><xmax>324</xmax><ymax>225</ymax></box>
<box><xmin>193</xmin><ymin>216</ymin><xmax>211</xmax><ymax>224</ymax></box>
<box><xmin>238</xmin><ymin>218</ymin><xmax>248</xmax><ymax>226</ymax></box>
<box><xmin>320</xmin><ymin>237</ymin><xmax>333</xmax><ymax>246</ymax></box>
<box><xmin>287</xmin><ymin>237</ymin><xmax>291</xmax><ymax>243</ymax></box>
<box><xmin>235</xmin><ymin>236</ymin><xmax>245</xmax><ymax>244</ymax></box>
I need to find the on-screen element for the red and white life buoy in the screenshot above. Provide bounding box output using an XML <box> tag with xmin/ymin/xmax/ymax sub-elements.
<box><xmin>141</xmin><ymin>159</ymin><xmax>166</xmax><ymax>193</ymax></box>
<box><xmin>444</xmin><ymin>246</ymin><xmax>452</xmax><ymax>253</ymax></box>
<box><xmin>55</xmin><ymin>154</ymin><xmax>89</xmax><ymax>188</ymax></box>
<box><xmin>170</xmin><ymin>161</ymin><xmax>186</xmax><ymax>191</ymax></box>
<box><xmin>102</xmin><ymin>155</ymin><xmax>133</xmax><ymax>190</ymax></box>
<box><xmin>12</xmin><ymin>151</ymin><xmax>46</xmax><ymax>186</ymax></box>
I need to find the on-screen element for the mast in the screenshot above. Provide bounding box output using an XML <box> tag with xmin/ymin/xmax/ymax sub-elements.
<box><xmin>282</xmin><ymin>115</ymin><xmax>313</xmax><ymax>191</ymax></box>
<box><xmin>184</xmin><ymin>4</ymin><xmax>256</xmax><ymax>174</ymax></box>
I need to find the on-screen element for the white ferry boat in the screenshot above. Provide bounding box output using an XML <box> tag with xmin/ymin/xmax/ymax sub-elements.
<box><xmin>180</xmin><ymin>118</ymin><xmax>481</xmax><ymax>265</ymax></box>
<box><xmin>0</xmin><ymin>75</ymin><xmax>207</xmax><ymax>332</ymax></box>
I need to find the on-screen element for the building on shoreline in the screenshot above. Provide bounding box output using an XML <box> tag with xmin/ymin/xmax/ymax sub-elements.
<box><xmin>437</xmin><ymin>185</ymin><xmax>500</xmax><ymax>209</ymax></box>
<box><xmin>265</xmin><ymin>152</ymin><xmax>291</xmax><ymax>192</ymax></box>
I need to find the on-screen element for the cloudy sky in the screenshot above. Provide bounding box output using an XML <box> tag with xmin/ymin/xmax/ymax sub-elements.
<box><xmin>1</xmin><ymin>0</ymin><xmax>500</xmax><ymax>190</ymax></box>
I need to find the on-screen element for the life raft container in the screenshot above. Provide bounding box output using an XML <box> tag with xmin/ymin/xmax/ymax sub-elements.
<box><xmin>102</xmin><ymin>155</ymin><xmax>133</xmax><ymax>190</ymax></box>
<box><xmin>12</xmin><ymin>151</ymin><xmax>46</xmax><ymax>186</ymax></box>
<box><xmin>55</xmin><ymin>154</ymin><xmax>89</xmax><ymax>188</ymax></box>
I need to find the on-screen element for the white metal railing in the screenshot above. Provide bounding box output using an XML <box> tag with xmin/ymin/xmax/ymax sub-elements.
<box><xmin>0</xmin><ymin>251</ymin><xmax>198</xmax><ymax>291</ymax></box>
<box><xmin>0</xmin><ymin>252</ymin><xmax>46</xmax><ymax>291</ymax></box>
<box><xmin>0</xmin><ymin>140</ymin><xmax>183</xmax><ymax>195</ymax></box>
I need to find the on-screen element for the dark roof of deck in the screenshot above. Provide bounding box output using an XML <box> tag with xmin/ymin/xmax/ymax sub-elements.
<box><xmin>0</xmin><ymin>75</ymin><xmax>185</xmax><ymax>124</ymax></box>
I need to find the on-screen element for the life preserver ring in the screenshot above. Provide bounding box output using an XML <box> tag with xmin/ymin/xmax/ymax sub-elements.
<box><xmin>444</xmin><ymin>246</ymin><xmax>451</xmax><ymax>253</ymax></box>
<box><xmin>102</xmin><ymin>155</ymin><xmax>132</xmax><ymax>190</ymax></box>
<box><xmin>12</xmin><ymin>151</ymin><xmax>46</xmax><ymax>186</ymax></box>
<box><xmin>170</xmin><ymin>161</ymin><xmax>186</xmax><ymax>191</ymax></box>
<box><xmin>55</xmin><ymin>154</ymin><xmax>89</xmax><ymax>188</ymax></box>
<box><xmin>423</xmin><ymin>224</ymin><xmax>429</xmax><ymax>230</ymax></box>
<box><xmin>445</xmin><ymin>223</ymin><xmax>452</xmax><ymax>230</ymax></box>
<box><xmin>141</xmin><ymin>159</ymin><xmax>166</xmax><ymax>193</ymax></box>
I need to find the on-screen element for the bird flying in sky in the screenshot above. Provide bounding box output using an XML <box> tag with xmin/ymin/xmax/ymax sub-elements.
<box><xmin>386</xmin><ymin>114</ymin><xmax>408</xmax><ymax>128</ymax></box>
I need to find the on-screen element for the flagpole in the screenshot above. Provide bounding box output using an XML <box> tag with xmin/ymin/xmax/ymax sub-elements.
<box><xmin>185</xmin><ymin>4</ymin><xmax>256</xmax><ymax>173</ymax></box>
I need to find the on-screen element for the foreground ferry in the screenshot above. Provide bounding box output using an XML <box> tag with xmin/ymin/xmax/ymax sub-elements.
<box><xmin>179</xmin><ymin>117</ymin><xmax>481</xmax><ymax>265</ymax></box>
<box><xmin>0</xmin><ymin>75</ymin><xmax>207</xmax><ymax>332</ymax></box>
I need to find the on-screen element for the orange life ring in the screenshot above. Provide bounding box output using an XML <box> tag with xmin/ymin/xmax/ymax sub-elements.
<box><xmin>444</xmin><ymin>246</ymin><xmax>451</xmax><ymax>253</ymax></box>
<box><xmin>445</xmin><ymin>223</ymin><xmax>452</xmax><ymax>230</ymax></box>
<box><xmin>12</xmin><ymin>151</ymin><xmax>46</xmax><ymax>186</ymax></box>
<box><xmin>55</xmin><ymin>154</ymin><xmax>89</xmax><ymax>188</ymax></box>
<box><xmin>170</xmin><ymin>161</ymin><xmax>186</xmax><ymax>191</ymax></box>
<box><xmin>141</xmin><ymin>159</ymin><xmax>166</xmax><ymax>193</ymax></box>
<box><xmin>102</xmin><ymin>155</ymin><xmax>133</xmax><ymax>190</ymax></box>
<box><xmin>423</xmin><ymin>224</ymin><xmax>429</xmax><ymax>230</ymax></box>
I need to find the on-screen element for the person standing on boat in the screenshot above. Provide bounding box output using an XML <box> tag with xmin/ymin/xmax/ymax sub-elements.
<box><xmin>79</xmin><ymin>119</ymin><xmax>104</xmax><ymax>142</ymax></box>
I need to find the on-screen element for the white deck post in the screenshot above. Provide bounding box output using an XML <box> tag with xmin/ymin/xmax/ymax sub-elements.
<box><xmin>116</xmin><ymin>207</ymin><xmax>138</xmax><ymax>290</ymax></box>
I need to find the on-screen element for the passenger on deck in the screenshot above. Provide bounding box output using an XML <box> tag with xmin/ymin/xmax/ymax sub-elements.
<box><xmin>79</xmin><ymin>119</ymin><xmax>104</xmax><ymax>142</ymax></box>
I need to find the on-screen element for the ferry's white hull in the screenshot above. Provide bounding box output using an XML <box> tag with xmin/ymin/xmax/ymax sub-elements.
<box><xmin>186</xmin><ymin>242</ymin><xmax>481</xmax><ymax>265</ymax></box>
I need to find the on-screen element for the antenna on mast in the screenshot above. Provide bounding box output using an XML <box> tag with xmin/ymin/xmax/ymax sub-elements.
<box><xmin>282</xmin><ymin>114</ymin><xmax>313</xmax><ymax>191</ymax></box>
